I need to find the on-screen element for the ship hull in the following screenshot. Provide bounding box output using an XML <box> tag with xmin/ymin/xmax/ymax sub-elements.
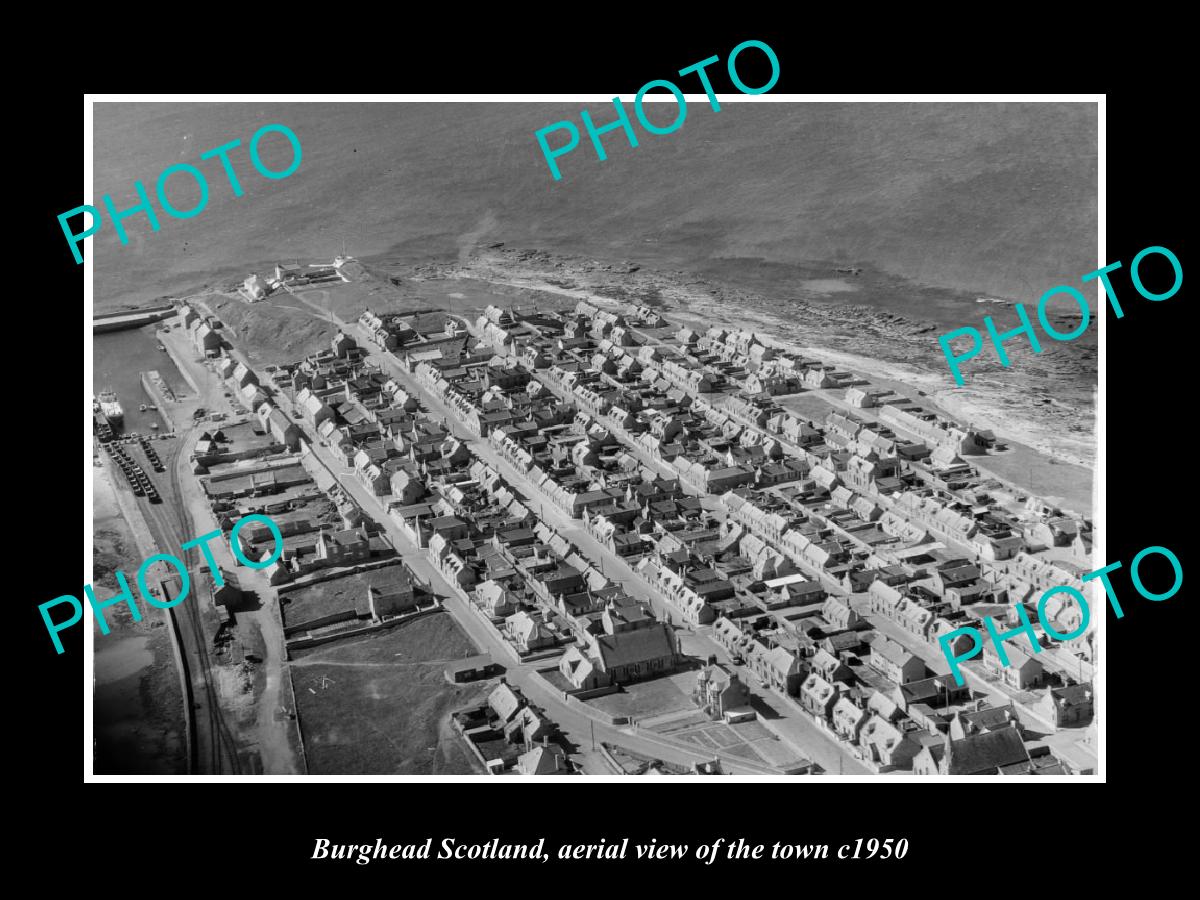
<box><xmin>98</xmin><ymin>390</ymin><xmax>124</xmax><ymax>426</ymax></box>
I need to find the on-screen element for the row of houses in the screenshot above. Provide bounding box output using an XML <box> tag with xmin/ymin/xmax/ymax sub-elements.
<box><xmin>322</xmin><ymin>299</ymin><xmax>1095</xmax><ymax>772</ymax></box>
<box><xmin>452</xmin><ymin>680</ymin><xmax>572</xmax><ymax>775</ymax></box>
<box><xmin>342</xmin><ymin>373</ymin><xmax>689</xmax><ymax>691</ymax></box>
<box><xmin>504</xmin><ymin>302</ymin><xmax>1097</xmax><ymax>754</ymax></box>
<box><xmin>180</xmin><ymin>303</ymin><xmax>225</xmax><ymax>356</ymax></box>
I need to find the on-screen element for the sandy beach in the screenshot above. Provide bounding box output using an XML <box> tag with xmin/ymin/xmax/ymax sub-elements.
<box><xmin>92</xmin><ymin>459</ymin><xmax>187</xmax><ymax>774</ymax></box>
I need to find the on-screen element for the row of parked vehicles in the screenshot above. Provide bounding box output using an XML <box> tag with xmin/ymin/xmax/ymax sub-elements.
<box><xmin>105</xmin><ymin>443</ymin><xmax>161</xmax><ymax>503</ymax></box>
<box><xmin>139</xmin><ymin>436</ymin><xmax>165</xmax><ymax>472</ymax></box>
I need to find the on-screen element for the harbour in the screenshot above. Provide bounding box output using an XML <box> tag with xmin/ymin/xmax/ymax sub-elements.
<box><xmin>93</xmin><ymin>324</ymin><xmax>190</xmax><ymax>435</ymax></box>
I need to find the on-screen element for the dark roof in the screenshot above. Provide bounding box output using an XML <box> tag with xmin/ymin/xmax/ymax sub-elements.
<box><xmin>391</xmin><ymin>502</ymin><xmax>436</xmax><ymax>518</ymax></box>
<box><xmin>824</xmin><ymin>631</ymin><xmax>863</xmax><ymax>652</ymax></box>
<box><xmin>497</xmin><ymin>528</ymin><xmax>536</xmax><ymax>543</ymax></box>
<box><xmin>788</xmin><ymin>580</ymin><xmax>826</xmax><ymax>596</ymax></box>
<box><xmin>327</xmin><ymin>529</ymin><xmax>366</xmax><ymax>546</ymax></box>
<box><xmin>1051</xmin><ymin>683</ymin><xmax>1093</xmax><ymax>707</ymax></box>
<box><xmin>899</xmin><ymin>674</ymin><xmax>963</xmax><ymax>705</ymax></box>
<box><xmin>946</xmin><ymin>727</ymin><xmax>1030</xmax><ymax>775</ymax></box>
<box><xmin>594</xmin><ymin>624</ymin><xmax>676</xmax><ymax>670</ymax></box>
<box><xmin>958</xmin><ymin>706</ymin><xmax>1015</xmax><ymax>730</ymax></box>
<box><xmin>691</xmin><ymin>580</ymin><xmax>734</xmax><ymax>597</ymax></box>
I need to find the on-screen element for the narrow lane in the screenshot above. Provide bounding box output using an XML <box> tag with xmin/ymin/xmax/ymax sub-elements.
<box><xmin>269</xmin><ymin>380</ymin><xmax>787</xmax><ymax>775</ymax></box>
<box><xmin>258</xmin><ymin>299</ymin><xmax>868</xmax><ymax>774</ymax></box>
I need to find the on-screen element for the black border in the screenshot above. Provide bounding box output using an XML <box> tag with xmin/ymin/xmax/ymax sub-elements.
<box><xmin>24</xmin><ymin>21</ymin><xmax>1188</xmax><ymax>884</ymax></box>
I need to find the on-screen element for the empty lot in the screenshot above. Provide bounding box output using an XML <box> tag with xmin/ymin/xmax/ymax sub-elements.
<box><xmin>292</xmin><ymin>612</ymin><xmax>488</xmax><ymax>774</ymax></box>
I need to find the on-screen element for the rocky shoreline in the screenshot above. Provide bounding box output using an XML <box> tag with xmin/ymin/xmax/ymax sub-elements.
<box><xmin>412</xmin><ymin>246</ymin><xmax>1096</xmax><ymax>470</ymax></box>
<box><xmin>122</xmin><ymin>242</ymin><xmax>1096</xmax><ymax>472</ymax></box>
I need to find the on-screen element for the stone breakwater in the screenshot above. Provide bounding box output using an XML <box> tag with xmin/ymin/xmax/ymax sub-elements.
<box><xmin>141</xmin><ymin>369</ymin><xmax>177</xmax><ymax>406</ymax></box>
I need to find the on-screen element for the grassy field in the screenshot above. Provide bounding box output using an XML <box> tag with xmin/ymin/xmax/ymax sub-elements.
<box><xmin>779</xmin><ymin>391</ymin><xmax>842</xmax><ymax>424</ymax></box>
<box><xmin>291</xmin><ymin>612</ymin><xmax>489</xmax><ymax>774</ymax></box>
<box><xmin>202</xmin><ymin>294</ymin><xmax>334</xmax><ymax>368</ymax></box>
<box><xmin>197</xmin><ymin>266</ymin><xmax>539</xmax><ymax>368</ymax></box>
<box><xmin>972</xmin><ymin>441</ymin><xmax>1094</xmax><ymax>516</ymax></box>
<box><xmin>587</xmin><ymin>674</ymin><xmax>695</xmax><ymax>720</ymax></box>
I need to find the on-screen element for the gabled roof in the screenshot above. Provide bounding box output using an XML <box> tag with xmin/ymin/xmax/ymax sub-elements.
<box><xmin>1050</xmin><ymin>683</ymin><xmax>1093</xmax><ymax>708</ymax></box>
<box><xmin>801</xmin><ymin>673</ymin><xmax>836</xmax><ymax>703</ymax></box>
<box><xmin>946</xmin><ymin>726</ymin><xmax>1030</xmax><ymax>775</ymax></box>
<box><xmin>872</xmin><ymin>636</ymin><xmax>917</xmax><ymax>667</ymax></box>
<box><xmin>518</xmin><ymin>743</ymin><xmax>567</xmax><ymax>775</ymax></box>
<box><xmin>898</xmin><ymin>674</ymin><xmax>963</xmax><ymax>706</ymax></box>
<box><xmin>811</xmin><ymin>648</ymin><xmax>843</xmax><ymax>674</ymax></box>
<box><xmin>832</xmin><ymin>695</ymin><xmax>866</xmax><ymax>724</ymax></box>
<box><xmin>592</xmin><ymin>623</ymin><xmax>675</xmax><ymax>670</ymax></box>
<box><xmin>487</xmin><ymin>682</ymin><xmax>523</xmax><ymax>722</ymax></box>
<box><xmin>956</xmin><ymin>706</ymin><xmax>1016</xmax><ymax>732</ymax></box>
<box><xmin>267</xmin><ymin>408</ymin><xmax>294</xmax><ymax>433</ymax></box>
<box><xmin>303</xmin><ymin>393</ymin><xmax>329</xmax><ymax>416</ymax></box>
<box><xmin>869</xmin><ymin>580</ymin><xmax>904</xmax><ymax>605</ymax></box>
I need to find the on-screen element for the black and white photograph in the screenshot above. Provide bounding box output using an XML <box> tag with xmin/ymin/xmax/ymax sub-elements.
<box><xmin>82</xmin><ymin>95</ymin><xmax>1109</xmax><ymax>781</ymax></box>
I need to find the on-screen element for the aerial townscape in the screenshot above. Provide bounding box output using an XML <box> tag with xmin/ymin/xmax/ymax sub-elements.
<box><xmin>92</xmin><ymin>252</ymin><xmax>1096</xmax><ymax>778</ymax></box>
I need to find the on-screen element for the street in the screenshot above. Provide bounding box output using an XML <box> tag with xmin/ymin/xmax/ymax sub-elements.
<box><xmin>267</xmin><ymin>296</ymin><xmax>869</xmax><ymax>774</ymax></box>
<box><xmin>265</xmin><ymin>349</ymin><xmax>790</xmax><ymax>775</ymax></box>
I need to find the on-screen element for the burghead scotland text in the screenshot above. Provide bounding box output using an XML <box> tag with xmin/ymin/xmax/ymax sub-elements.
<box><xmin>88</xmin><ymin>98</ymin><xmax>1103</xmax><ymax>779</ymax></box>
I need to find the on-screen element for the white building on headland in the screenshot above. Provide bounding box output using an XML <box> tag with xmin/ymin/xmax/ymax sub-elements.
<box><xmin>242</xmin><ymin>274</ymin><xmax>271</xmax><ymax>301</ymax></box>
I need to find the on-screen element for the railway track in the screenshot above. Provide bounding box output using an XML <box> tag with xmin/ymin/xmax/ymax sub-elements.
<box><xmin>126</xmin><ymin>433</ymin><xmax>243</xmax><ymax>774</ymax></box>
<box><xmin>166</xmin><ymin>435</ymin><xmax>243</xmax><ymax>774</ymax></box>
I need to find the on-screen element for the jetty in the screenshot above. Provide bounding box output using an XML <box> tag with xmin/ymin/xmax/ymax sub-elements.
<box><xmin>140</xmin><ymin>370</ymin><xmax>177</xmax><ymax>431</ymax></box>
<box><xmin>93</xmin><ymin>304</ymin><xmax>175</xmax><ymax>334</ymax></box>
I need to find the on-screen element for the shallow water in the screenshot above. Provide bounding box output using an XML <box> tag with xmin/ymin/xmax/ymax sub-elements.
<box><xmin>95</xmin><ymin>634</ymin><xmax>154</xmax><ymax>683</ymax></box>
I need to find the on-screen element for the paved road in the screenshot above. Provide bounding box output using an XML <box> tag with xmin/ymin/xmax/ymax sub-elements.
<box><xmin>280</xmin><ymin>294</ymin><xmax>873</xmax><ymax>775</ymax></box>
<box><xmin>345</xmin><ymin>285</ymin><xmax>1100</xmax><ymax>770</ymax></box>
<box><xmin>155</xmin><ymin>318</ymin><xmax>308</xmax><ymax>774</ymax></box>
<box><xmin>691</xmin><ymin>626</ymin><xmax>872</xmax><ymax>776</ymax></box>
<box><xmin>269</xmin><ymin>374</ymin><xmax>777</xmax><ymax>774</ymax></box>
<box><xmin>848</xmin><ymin>590</ymin><xmax>1095</xmax><ymax>769</ymax></box>
<box><xmin>112</xmin><ymin>422</ymin><xmax>243</xmax><ymax>774</ymax></box>
<box><xmin>273</xmin><ymin>302</ymin><xmax>872</xmax><ymax>774</ymax></box>
<box><xmin>846</xmin><ymin>593</ymin><xmax>1082</xmax><ymax>734</ymax></box>
<box><xmin>255</xmin><ymin>310</ymin><xmax>810</xmax><ymax>774</ymax></box>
